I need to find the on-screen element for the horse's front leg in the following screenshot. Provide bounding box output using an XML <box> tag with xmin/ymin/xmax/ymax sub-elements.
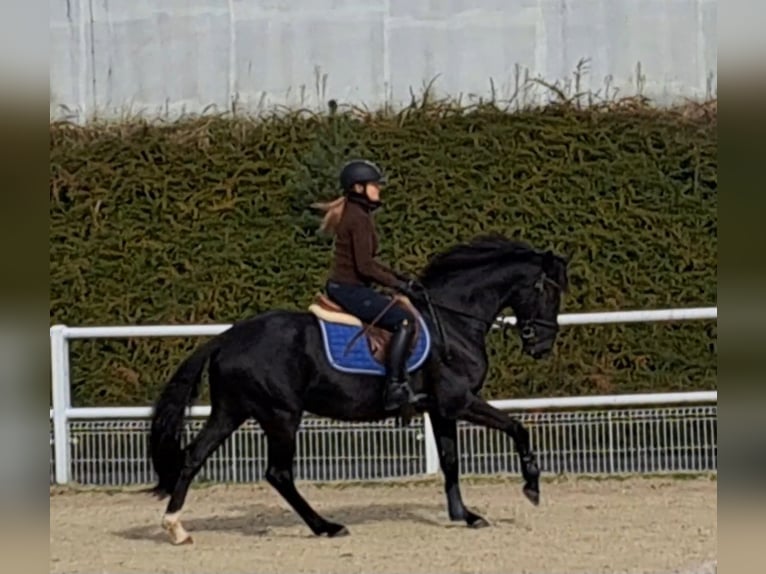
<box><xmin>460</xmin><ymin>395</ymin><xmax>541</xmax><ymax>506</ymax></box>
<box><xmin>427</xmin><ymin>409</ymin><xmax>489</xmax><ymax>528</ymax></box>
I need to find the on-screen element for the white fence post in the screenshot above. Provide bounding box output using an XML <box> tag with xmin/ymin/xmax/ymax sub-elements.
<box><xmin>607</xmin><ymin>411</ymin><xmax>615</xmax><ymax>473</ymax></box>
<box><xmin>50</xmin><ymin>325</ymin><xmax>71</xmax><ymax>485</ymax></box>
<box><xmin>422</xmin><ymin>413</ymin><xmax>439</xmax><ymax>475</ymax></box>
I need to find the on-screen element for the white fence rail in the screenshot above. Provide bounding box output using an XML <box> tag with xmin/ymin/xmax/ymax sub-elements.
<box><xmin>49</xmin><ymin>307</ymin><xmax>717</xmax><ymax>485</ymax></box>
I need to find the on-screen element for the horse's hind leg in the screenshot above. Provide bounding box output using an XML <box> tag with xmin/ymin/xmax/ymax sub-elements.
<box><xmin>428</xmin><ymin>410</ymin><xmax>489</xmax><ymax>528</ymax></box>
<box><xmin>261</xmin><ymin>413</ymin><xmax>348</xmax><ymax>537</ymax></box>
<box><xmin>162</xmin><ymin>406</ymin><xmax>246</xmax><ymax>545</ymax></box>
<box><xmin>460</xmin><ymin>396</ymin><xmax>541</xmax><ymax>506</ymax></box>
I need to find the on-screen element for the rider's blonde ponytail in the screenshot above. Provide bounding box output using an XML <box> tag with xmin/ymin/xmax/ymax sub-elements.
<box><xmin>311</xmin><ymin>195</ymin><xmax>347</xmax><ymax>236</ymax></box>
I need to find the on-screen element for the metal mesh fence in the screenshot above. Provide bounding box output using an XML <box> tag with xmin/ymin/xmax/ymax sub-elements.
<box><xmin>49</xmin><ymin>405</ymin><xmax>716</xmax><ymax>486</ymax></box>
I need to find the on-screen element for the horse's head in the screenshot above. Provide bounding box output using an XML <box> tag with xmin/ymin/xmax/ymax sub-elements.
<box><xmin>501</xmin><ymin>249</ymin><xmax>568</xmax><ymax>359</ymax></box>
<box><xmin>420</xmin><ymin>234</ymin><xmax>569</xmax><ymax>359</ymax></box>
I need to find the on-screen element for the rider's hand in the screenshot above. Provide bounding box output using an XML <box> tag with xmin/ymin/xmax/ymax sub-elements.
<box><xmin>407</xmin><ymin>277</ymin><xmax>425</xmax><ymax>292</ymax></box>
<box><xmin>395</xmin><ymin>278</ymin><xmax>423</xmax><ymax>300</ymax></box>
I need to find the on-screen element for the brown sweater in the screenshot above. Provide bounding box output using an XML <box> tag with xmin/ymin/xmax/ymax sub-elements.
<box><xmin>328</xmin><ymin>200</ymin><xmax>401</xmax><ymax>288</ymax></box>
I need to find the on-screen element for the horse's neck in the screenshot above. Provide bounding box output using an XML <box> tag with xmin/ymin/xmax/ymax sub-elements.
<box><xmin>424</xmin><ymin>262</ymin><xmax>531</xmax><ymax>332</ymax></box>
<box><xmin>425</xmin><ymin>279</ymin><xmax>505</xmax><ymax>332</ymax></box>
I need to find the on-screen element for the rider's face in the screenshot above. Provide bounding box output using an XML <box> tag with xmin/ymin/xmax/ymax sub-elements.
<box><xmin>365</xmin><ymin>182</ymin><xmax>381</xmax><ymax>202</ymax></box>
<box><xmin>355</xmin><ymin>182</ymin><xmax>381</xmax><ymax>202</ymax></box>
<box><xmin>352</xmin><ymin>182</ymin><xmax>382</xmax><ymax>202</ymax></box>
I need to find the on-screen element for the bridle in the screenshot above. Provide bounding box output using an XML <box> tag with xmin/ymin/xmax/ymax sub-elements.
<box><xmin>515</xmin><ymin>273</ymin><xmax>562</xmax><ymax>344</ymax></box>
<box><xmin>419</xmin><ymin>272</ymin><xmax>563</xmax><ymax>364</ymax></box>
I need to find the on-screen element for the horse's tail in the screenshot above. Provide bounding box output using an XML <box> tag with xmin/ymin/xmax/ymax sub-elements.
<box><xmin>149</xmin><ymin>336</ymin><xmax>221</xmax><ymax>497</ymax></box>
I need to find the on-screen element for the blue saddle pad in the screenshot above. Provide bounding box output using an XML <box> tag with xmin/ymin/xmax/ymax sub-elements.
<box><xmin>317</xmin><ymin>314</ymin><xmax>432</xmax><ymax>376</ymax></box>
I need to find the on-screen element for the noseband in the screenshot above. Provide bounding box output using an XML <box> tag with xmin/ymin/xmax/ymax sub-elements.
<box><xmin>514</xmin><ymin>273</ymin><xmax>561</xmax><ymax>343</ymax></box>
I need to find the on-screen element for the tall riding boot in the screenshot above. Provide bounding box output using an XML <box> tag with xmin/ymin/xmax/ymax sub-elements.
<box><xmin>383</xmin><ymin>319</ymin><xmax>427</xmax><ymax>411</ymax></box>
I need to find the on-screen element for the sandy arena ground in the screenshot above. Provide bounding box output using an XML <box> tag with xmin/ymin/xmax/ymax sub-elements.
<box><xmin>50</xmin><ymin>475</ymin><xmax>717</xmax><ymax>574</ymax></box>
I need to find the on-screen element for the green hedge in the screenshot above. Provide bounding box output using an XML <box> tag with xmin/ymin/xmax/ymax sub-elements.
<box><xmin>49</xmin><ymin>100</ymin><xmax>717</xmax><ymax>407</ymax></box>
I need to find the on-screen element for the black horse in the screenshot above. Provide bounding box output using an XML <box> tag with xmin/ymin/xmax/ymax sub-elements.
<box><xmin>149</xmin><ymin>235</ymin><xmax>569</xmax><ymax>544</ymax></box>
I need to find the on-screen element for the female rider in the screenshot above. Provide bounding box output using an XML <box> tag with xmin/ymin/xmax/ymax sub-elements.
<box><xmin>313</xmin><ymin>159</ymin><xmax>426</xmax><ymax>411</ymax></box>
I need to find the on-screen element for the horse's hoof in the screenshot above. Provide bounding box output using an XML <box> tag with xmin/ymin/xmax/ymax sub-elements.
<box><xmin>468</xmin><ymin>517</ymin><xmax>490</xmax><ymax>529</ymax></box>
<box><xmin>162</xmin><ymin>513</ymin><xmax>192</xmax><ymax>545</ymax></box>
<box><xmin>174</xmin><ymin>535</ymin><xmax>193</xmax><ymax>546</ymax></box>
<box><xmin>324</xmin><ymin>523</ymin><xmax>349</xmax><ymax>538</ymax></box>
<box><xmin>523</xmin><ymin>485</ymin><xmax>540</xmax><ymax>506</ymax></box>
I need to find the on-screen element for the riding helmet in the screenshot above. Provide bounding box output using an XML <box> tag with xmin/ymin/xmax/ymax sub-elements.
<box><xmin>339</xmin><ymin>159</ymin><xmax>386</xmax><ymax>191</ymax></box>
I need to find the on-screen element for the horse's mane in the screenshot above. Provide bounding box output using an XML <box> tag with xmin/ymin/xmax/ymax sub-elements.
<box><xmin>419</xmin><ymin>234</ymin><xmax>544</xmax><ymax>283</ymax></box>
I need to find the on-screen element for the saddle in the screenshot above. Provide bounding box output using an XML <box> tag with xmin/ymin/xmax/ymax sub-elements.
<box><xmin>308</xmin><ymin>293</ymin><xmax>423</xmax><ymax>364</ymax></box>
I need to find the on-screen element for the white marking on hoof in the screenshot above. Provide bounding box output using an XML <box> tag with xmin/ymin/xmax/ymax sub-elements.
<box><xmin>162</xmin><ymin>511</ymin><xmax>193</xmax><ymax>545</ymax></box>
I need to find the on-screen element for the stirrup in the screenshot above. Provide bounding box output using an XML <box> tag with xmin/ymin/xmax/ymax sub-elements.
<box><xmin>404</xmin><ymin>385</ymin><xmax>427</xmax><ymax>405</ymax></box>
<box><xmin>384</xmin><ymin>380</ymin><xmax>425</xmax><ymax>411</ymax></box>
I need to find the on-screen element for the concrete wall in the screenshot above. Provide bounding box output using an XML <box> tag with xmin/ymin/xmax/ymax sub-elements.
<box><xmin>50</xmin><ymin>0</ymin><xmax>718</xmax><ymax>121</ymax></box>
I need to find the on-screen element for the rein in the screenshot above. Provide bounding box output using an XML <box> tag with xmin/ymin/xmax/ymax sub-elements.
<box><xmin>420</xmin><ymin>289</ymin><xmax>453</xmax><ymax>363</ymax></box>
<box><xmin>341</xmin><ymin>272</ymin><xmax>562</xmax><ymax>364</ymax></box>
